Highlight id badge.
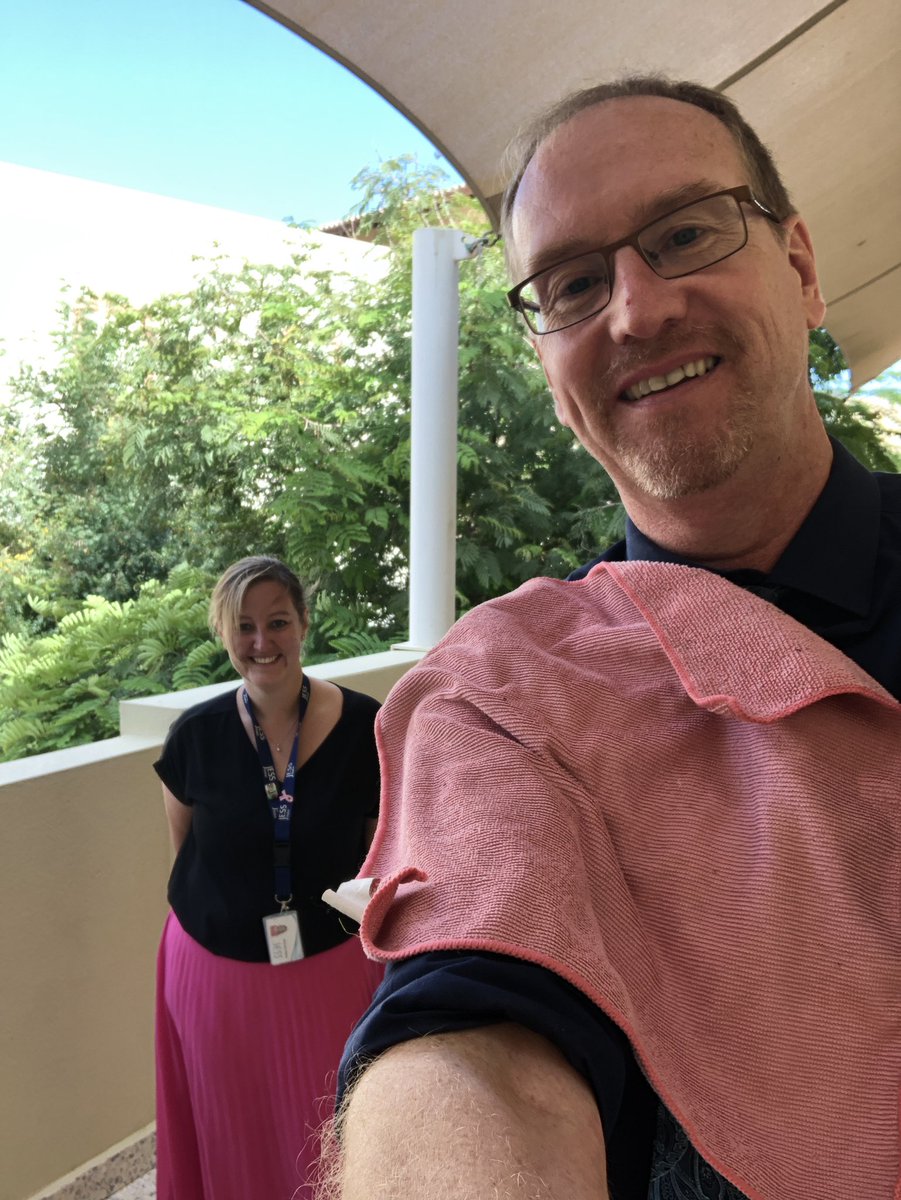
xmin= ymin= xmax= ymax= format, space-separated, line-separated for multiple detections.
xmin=262 ymin=910 xmax=304 ymax=965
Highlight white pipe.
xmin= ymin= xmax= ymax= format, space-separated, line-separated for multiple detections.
xmin=404 ymin=227 xmax=472 ymax=651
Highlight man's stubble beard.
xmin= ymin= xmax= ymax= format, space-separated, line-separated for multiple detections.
xmin=592 ymin=328 xmax=758 ymax=500
xmin=611 ymin=386 xmax=758 ymax=500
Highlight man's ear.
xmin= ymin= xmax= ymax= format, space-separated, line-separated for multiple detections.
xmin=785 ymin=215 xmax=826 ymax=330
xmin=533 ymin=336 xmax=571 ymax=428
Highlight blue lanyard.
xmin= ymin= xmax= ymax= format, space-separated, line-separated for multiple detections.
xmin=242 ymin=675 xmax=311 ymax=908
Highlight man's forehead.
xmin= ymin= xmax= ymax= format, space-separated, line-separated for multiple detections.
xmin=510 ymin=96 xmax=745 ymax=272
xmin=523 ymin=95 xmax=742 ymax=193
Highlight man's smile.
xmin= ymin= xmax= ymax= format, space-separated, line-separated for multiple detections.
xmin=623 ymin=355 xmax=720 ymax=401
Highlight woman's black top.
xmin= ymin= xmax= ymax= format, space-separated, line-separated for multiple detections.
xmin=154 ymin=685 xmax=380 ymax=962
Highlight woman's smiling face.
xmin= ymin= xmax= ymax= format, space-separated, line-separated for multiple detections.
xmin=226 ymin=579 xmax=307 ymax=689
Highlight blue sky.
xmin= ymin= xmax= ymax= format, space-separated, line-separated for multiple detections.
xmin=1 ymin=0 xmax=458 ymax=226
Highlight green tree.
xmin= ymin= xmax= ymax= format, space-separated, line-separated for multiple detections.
xmin=0 ymin=565 xmax=232 ymax=760
xmin=809 ymin=329 xmax=900 ymax=472
xmin=2 ymin=157 xmax=622 ymax=650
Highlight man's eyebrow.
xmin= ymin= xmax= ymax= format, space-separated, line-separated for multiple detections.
xmin=630 ymin=179 xmax=729 ymax=229
xmin=520 ymin=178 xmax=733 ymax=278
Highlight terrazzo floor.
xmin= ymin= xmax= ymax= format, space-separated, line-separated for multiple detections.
xmin=108 ymin=1170 xmax=155 ymax=1198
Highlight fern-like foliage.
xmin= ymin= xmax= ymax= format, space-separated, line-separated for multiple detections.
xmin=0 ymin=564 xmax=229 ymax=762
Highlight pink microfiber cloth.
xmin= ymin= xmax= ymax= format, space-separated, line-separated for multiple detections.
xmin=360 ymin=561 xmax=901 ymax=1200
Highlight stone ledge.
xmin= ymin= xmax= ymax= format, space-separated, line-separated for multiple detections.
xmin=28 ymin=1127 xmax=155 ymax=1200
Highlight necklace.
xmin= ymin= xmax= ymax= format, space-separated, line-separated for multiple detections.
xmin=272 ymin=723 xmax=298 ymax=754
xmin=242 ymin=675 xmax=308 ymax=755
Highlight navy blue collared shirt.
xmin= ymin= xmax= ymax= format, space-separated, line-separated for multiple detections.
xmin=572 ymin=437 xmax=901 ymax=696
xmin=340 ymin=438 xmax=901 ymax=1199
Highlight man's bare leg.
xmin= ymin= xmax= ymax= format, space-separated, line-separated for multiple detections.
xmin=324 ymin=1023 xmax=609 ymax=1199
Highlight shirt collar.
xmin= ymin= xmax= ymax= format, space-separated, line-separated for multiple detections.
xmin=625 ymin=438 xmax=879 ymax=618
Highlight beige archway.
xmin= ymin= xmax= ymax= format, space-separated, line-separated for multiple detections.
xmin=248 ymin=0 xmax=901 ymax=385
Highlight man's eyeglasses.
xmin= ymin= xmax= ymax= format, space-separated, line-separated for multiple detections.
xmin=506 ymin=185 xmax=781 ymax=336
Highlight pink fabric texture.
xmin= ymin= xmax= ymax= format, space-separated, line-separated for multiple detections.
xmin=156 ymin=912 xmax=383 ymax=1200
xmin=360 ymin=561 xmax=901 ymax=1200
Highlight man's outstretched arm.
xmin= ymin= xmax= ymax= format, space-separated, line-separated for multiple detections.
xmin=327 ymin=1022 xmax=609 ymax=1200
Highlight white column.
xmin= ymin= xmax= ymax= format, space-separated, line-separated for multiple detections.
xmin=403 ymin=227 xmax=473 ymax=651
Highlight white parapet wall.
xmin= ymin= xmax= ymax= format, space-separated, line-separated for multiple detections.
xmin=0 ymin=648 xmax=422 ymax=1200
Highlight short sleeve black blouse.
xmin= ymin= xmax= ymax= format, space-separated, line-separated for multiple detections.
xmin=154 ymin=684 xmax=380 ymax=962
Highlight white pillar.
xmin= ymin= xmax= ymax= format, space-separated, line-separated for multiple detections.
xmin=403 ymin=227 xmax=472 ymax=651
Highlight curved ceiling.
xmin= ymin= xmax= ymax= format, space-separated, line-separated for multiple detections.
xmin=248 ymin=0 xmax=900 ymax=385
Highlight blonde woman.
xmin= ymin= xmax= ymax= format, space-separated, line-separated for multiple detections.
xmin=154 ymin=556 xmax=383 ymax=1199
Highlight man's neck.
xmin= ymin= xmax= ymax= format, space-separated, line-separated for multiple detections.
xmin=623 ymin=429 xmax=834 ymax=574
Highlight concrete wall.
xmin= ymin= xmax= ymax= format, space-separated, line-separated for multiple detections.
xmin=0 ymin=649 xmax=421 ymax=1200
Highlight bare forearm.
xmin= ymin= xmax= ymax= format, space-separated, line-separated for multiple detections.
xmin=324 ymin=1024 xmax=608 ymax=1200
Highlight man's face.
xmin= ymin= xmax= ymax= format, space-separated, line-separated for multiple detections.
xmin=510 ymin=97 xmax=826 ymax=506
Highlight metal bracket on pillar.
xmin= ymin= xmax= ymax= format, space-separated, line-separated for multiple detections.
xmin=394 ymin=227 xmax=482 ymax=653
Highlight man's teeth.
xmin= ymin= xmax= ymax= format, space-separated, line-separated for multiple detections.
xmin=252 ymin=655 xmax=278 ymax=664
xmin=625 ymin=356 xmax=717 ymax=401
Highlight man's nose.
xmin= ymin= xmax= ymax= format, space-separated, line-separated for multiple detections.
xmin=604 ymin=246 xmax=688 ymax=344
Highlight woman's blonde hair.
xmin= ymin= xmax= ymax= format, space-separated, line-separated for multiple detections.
xmin=210 ymin=556 xmax=308 ymax=651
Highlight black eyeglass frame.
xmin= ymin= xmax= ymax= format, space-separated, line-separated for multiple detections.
xmin=506 ymin=185 xmax=781 ymax=336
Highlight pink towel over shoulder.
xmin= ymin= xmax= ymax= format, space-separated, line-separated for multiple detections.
xmin=360 ymin=561 xmax=901 ymax=1200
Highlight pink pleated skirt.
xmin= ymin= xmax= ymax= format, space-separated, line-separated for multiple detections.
xmin=155 ymin=911 xmax=384 ymax=1200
